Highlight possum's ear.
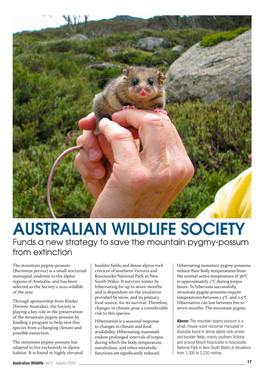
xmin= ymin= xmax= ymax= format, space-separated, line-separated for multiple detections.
xmin=123 ymin=65 xmax=132 ymax=77
xmin=157 ymin=70 xmax=166 ymax=84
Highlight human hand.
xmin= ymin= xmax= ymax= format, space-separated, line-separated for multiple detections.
xmin=75 ymin=113 xmax=112 ymax=201
xmin=75 ymin=110 xmax=194 ymax=218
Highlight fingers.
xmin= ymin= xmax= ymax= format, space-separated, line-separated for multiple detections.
xmin=99 ymin=118 xmax=141 ymax=168
xmin=152 ymin=121 xmax=194 ymax=217
xmin=75 ymin=130 xmax=105 ymax=182
xmin=75 ymin=152 xmax=104 ymax=182
xmin=112 ymin=110 xmax=169 ymax=171
xmin=112 ymin=109 xmax=194 ymax=217
xmin=97 ymin=133 xmax=115 ymax=166
xmin=75 ymin=110 xmax=194 ymax=218
xmin=77 ymin=113 xmax=103 ymax=164
xmin=112 ymin=109 xmax=193 ymax=175
xmin=78 ymin=112 xmax=96 ymax=130
xmin=76 ymin=132 xmax=101 ymax=161
xmin=138 ymin=114 xmax=168 ymax=171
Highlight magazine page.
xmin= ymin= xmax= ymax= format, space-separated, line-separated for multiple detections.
xmin=2 ymin=11 xmax=263 ymax=373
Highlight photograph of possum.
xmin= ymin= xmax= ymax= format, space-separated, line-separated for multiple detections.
xmin=93 ymin=65 xmax=167 ymax=135
xmin=47 ymin=65 xmax=167 ymax=218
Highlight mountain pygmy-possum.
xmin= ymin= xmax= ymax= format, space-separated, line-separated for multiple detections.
xmin=93 ymin=65 xmax=167 ymax=134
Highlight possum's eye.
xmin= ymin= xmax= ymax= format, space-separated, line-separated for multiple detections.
xmin=148 ymin=78 xmax=154 ymax=85
xmin=132 ymin=78 xmax=139 ymax=85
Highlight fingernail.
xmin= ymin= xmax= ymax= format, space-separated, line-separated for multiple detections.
xmin=93 ymin=168 xmax=104 ymax=178
xmin=100 ymin=117 xmax=111 ymax=124
xmin=89 ymin=149 xmax=101 ymax=160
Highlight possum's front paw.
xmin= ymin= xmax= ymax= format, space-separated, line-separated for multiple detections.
xmin=154 ymin=108 xmax=168 ymax=115
xmin=123 ymin=105 xmax=138 ymax=110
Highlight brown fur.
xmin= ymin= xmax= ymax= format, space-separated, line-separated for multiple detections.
xmin=93 ymin=65 xmax=166 ymax=134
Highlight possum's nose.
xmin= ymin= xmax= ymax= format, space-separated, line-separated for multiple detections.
xmin=140 ymin=88 xmax=147 ymax=96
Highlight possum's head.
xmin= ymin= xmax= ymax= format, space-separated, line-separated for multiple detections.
xmin=123 ymin=65 xmax=166 ymax=101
